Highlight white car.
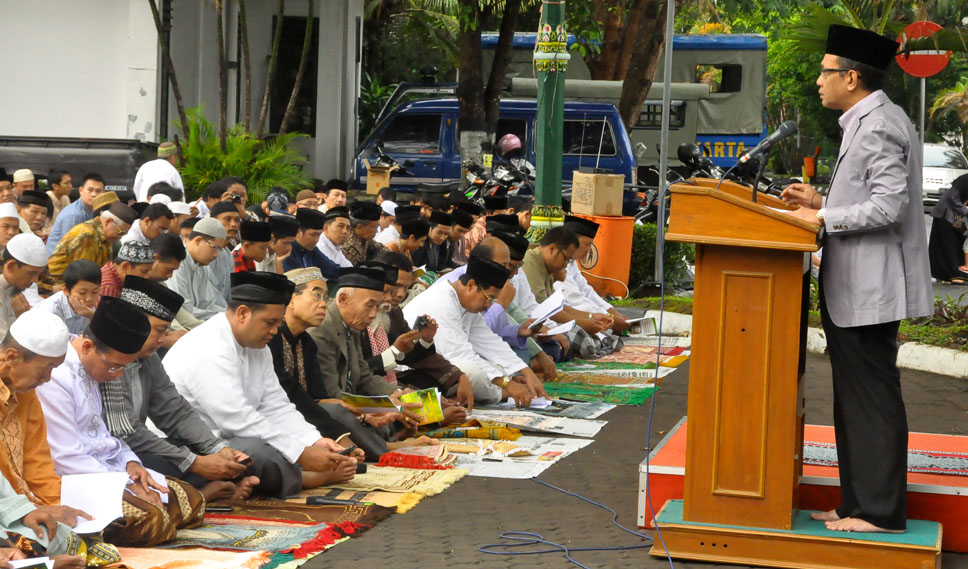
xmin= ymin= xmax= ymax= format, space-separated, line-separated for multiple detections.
xmin=922 ymin=143 xmax=968 ymax=209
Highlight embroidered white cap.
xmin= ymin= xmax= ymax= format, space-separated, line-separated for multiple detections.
xmin=5 ymin=233 xmax=48 ymax=267
xmin=381 ymin=200 xmax=397 ymax=216
xmin=0 ymin=203 xmax=18 ymax=219
xmin=149 ymin=193 xmax=172 ymax=205
xmin=12 ymin=169 xmax=34 ymax=183
xmin=168 ymin=201 xmax=191 ymax=215
xmin=9 ymin=310 xmax=69 ymax=357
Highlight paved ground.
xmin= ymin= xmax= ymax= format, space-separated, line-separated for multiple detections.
xmin=308 ymin=353 xmax=968 ymax=569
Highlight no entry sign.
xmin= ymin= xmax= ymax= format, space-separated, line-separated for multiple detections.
xmin=896 ymin=21 xmax=952 ymax=78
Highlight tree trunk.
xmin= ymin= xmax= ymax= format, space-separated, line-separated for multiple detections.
xmin=585 ymin=0 xmax=623 ymax=80
xmin=257 ymin=0 xmax=284 ymax=136
xmin=147 ymin=0 xmax=188 ymax=139
xmin=279 ymin=0 xmax=313 ymax=135
xmin=482 ymin=0 xmax=522 ymax=137
xmin=618 ymin=0 xmax=666 ymax=131
xmin=456 ymin=0 xmax=487 ymax=166
xmin=216 ymin=0 xmax=228 ymax=152
xmin=238 ymin=0 xmax=252 ymax=132
xmin=615 ymin=0 xmax=647 ymax=79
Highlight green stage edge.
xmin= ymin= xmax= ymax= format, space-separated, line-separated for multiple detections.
xmin=655 ymin=500 xmax=940 ymax=547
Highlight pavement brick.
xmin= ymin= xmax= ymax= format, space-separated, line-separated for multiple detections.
xmin=306 ymin=354 xmax=968 ymax=569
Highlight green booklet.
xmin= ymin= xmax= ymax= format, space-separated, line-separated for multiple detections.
xmin=398 ymin=388 xmax=445 ymax=426
xmin=340 ymin=392 xmax=400 ymax=414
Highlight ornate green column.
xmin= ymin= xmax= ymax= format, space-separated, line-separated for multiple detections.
xmin=527 ymin=0 xmax=568 ymax=242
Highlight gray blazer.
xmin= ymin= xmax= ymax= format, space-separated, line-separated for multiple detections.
xmin=821 ymin=90 xmax=933 ymax=328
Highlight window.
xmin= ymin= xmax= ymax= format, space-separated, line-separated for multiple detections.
xmin=636 ymin=103 xmax=686 ymax=129
xmin=270 ymin=16 xmax=320 ymax=134
xmin=695 ymin=64 xmax=742 ymax=93
xmin=562 ymin=120 xmax=616 ymax=156
xmin=924 ymin=146 xmax=968 ymax=169
xmin=495 ymin=118 xmax=528 ymax=147
xmin=381 ymin=114 xmax=442 ymax=153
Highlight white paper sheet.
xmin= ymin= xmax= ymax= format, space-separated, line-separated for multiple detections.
xmin=60 ymin=472 xmax=129 ymax=534
xmin=457 ymin=436 xmax=595 ymax=479
xmin=9 ymin=558 xmax=54 ymax=569
xmin=536 ymin=320 xmax=575 ymax=337
xmin=529 ymin=290 xmax=564 ymax=329
xmin=470 ymin=408 xmax=606 ymax=438
xmin=502 ymin=396 xmax=552 ymax=409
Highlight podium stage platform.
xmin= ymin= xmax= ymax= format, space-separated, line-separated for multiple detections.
xmin=639 ymin=418 xmax=968 ymax=553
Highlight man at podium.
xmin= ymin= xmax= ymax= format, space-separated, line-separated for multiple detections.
xmin=780 ymin=24 xmax=932 ymax=534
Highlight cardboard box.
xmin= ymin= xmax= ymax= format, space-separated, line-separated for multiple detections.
xmin=363 ymin=159 xmax=399 ymax=195
xmin=570 ymin=171 xmax=625 ymax=216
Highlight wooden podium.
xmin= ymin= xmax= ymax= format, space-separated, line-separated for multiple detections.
xmin=649 ymin=179 xmax=942 ymax=568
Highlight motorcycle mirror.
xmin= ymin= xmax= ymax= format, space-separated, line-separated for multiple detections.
xmin=677 ymin=142 xmax=701 ymax=164
xmin=634 ymin=142 xmax=648 ymax=160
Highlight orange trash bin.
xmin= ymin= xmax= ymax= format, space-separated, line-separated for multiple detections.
xmin=574 ymin=214 xmax=634 ymax=298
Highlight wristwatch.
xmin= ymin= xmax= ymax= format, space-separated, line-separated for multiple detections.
xmin=816 ymin=208 xmax=826 ymax=225
xmin=499 ymin=375 xmax=511 ymax=386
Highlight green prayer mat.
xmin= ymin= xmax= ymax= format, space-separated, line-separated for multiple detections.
xmin=558 ymin=360 xmax=657 ymax=372
xmin=544 ymin=382 xmax=656 ymax=405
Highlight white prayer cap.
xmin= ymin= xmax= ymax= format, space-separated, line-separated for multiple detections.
xmin=12 ymin=169 xmax=34 ymax=183
xmin=168 ymin=201 xmax=190 ymax=215
xmin=5 ymin=233 xmax=48 ymax=267
xmin=0 ymin=203 xmax=18 ymax=219
xmin=149 ymin=193 xmax=172 ymax=205
xmin=10 ymin=311 xmax=69 ymax=357
xmin=381 ymin=200 xmax=397 ymax=216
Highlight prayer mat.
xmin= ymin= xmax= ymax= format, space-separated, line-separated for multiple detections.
xmin=156 ymin=520 xmax=361 ymax=552
xmin=438 ymin=438 xmax=531 ymax=457
xmin=593 ymin=351 xmax=689 ymax=367
xmin=558 ymin=360 xmax=656 ymax=372
xmin=544 ymin=382 xmax=657 ymax=406
xmin=804 ymin=441 xmax=968 ymax=476
xmin=317 ymin=466 xmax=468 ymax=495
xmin=115 ymin=547 xmax=271 ymax=569
xmin=290 ymin=488 xmax=424 ymax=514
xmin=422 ymin=419 xmax=522 ymax=440
xmin=203 ymin=498 xmax=395 ymax=527
xmin=554 ymin=371 xmax=660 ymax=387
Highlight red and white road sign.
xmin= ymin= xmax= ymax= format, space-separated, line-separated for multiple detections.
xmin=896 ymin=21 xmax=952 ymax=78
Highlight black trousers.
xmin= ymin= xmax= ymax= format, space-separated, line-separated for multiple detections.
xmin=819 ymin=283 xmax=908 ymax=530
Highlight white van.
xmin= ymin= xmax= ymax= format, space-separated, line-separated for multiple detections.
xmin=922 ymin=143 xmax=968 ymax=209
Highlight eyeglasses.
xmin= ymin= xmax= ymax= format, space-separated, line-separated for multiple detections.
xmin=482 ymin=290 xmax=496 ymax=305
xmin=311 ymin=291 xmax=328 ymax=302
xmin=98 ymin=350 xmax=133 ymax=374
xmin=819 ymin=67 xmax=861 ymax=80
xmin=204 ymin=240 xmax=220 ymax=250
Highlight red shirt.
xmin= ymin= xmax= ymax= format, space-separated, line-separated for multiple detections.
xmin=100 ymin=262 xmax=122 ymax=298
xmin=232 ymin=248 xmax=256 ymax=273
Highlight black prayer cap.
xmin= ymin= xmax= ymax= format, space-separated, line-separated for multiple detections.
xmin=324 ymin=206 xmax=350 ymax=222
xmin=211 ymin=201 xmax=239 ymax=218
xmin=120 ymin=275 xmax=184 ymax=322
xmin=115 ymin=190 xmax=136 ymax=203
xmin=338 ymin=266 xmax=387 ymax=292
xmin=394 ymin=204 xmax=421 ymax=223
xmin=451 ymin=209 xmax=474 ymax=229
xmin=492 ymin=230 xmax=529 ymax=261
xmin=428 ymin=211 xmax=453 ymax=227
xmin=483 ymin=195 xmax=509 ymax=211
xmin=131 ymin=202 xmax=149 ymax=217
xmin=486 ymin=214 xmax=522 ymax=235
xmin=564 ymin=215 xmax=600 ymax=238
xmin=268 ymin=213 xmax=300 ymax=238
xmin=230 ymin=270 xmax=295 ymax=305
xmin=466 ymin=255 xmax=510 ymax=290
xmin=18 ymin=190 xmax=53 ymax=215
xmin=88 ymin=296 xmax=151 ymax=355
xmin=360 ymin=261 xmax=399 ymax=286
xmin=454 ymin=201 xmax=483 ymax=217
xmin=825 ymin=24 xmax=899 ymax=71
xmin=296 ymin=207 xmax=326 ymax=230
xmin=349 ymin=201 xmax=381 ymax=222
xmin=400 ymin=218 xmax=430 ymax=239
xmin=108 ymin=202 xmax=139 ymax=226
xmin=240 ymin=220 xmax=272 ymax=242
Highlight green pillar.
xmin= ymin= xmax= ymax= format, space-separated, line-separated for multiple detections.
xmin=527 ymin=0 xmax=568 ymax=242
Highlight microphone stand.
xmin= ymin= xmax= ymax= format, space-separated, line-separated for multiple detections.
xmin=750 ymin=150 xmax=769 ymax=204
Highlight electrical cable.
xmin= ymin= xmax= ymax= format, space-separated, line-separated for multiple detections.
xmin=578 ymin=270 xmax=630 ymax=299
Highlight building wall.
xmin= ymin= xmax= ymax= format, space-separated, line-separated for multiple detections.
xmin=0 ymin=0 xmax=159 ymax=140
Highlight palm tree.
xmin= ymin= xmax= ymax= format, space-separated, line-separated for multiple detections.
xmin=930 ymin=76 xmax=968 ymax=146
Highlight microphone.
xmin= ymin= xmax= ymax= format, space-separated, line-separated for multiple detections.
xmin=738 ymin=121 xmax=798 ymax=164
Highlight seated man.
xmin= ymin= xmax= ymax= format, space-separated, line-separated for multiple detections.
xmin=47 ymin=202 xmax=138 ymax=283
xmin=165 ymin=217 xmax=228 ymax=321
xmin=103 ymin=276 xmax=258 ymax=502
xmin=385 ymin=218 xmax=429 ymax=262
xmin=283 ymin=208 xmax=340 ymax=281
xmin=45 ymin=174 xmax=105 ymax=256
xmin=36 ymin=298 xmax=204 ymax=547
xmin=32 ymin=259 xmax=100 ymax=334
xmin=163 ymin=271 xmax=360 ymax=498
xmin=360 ymin=251 xmax=475 ymax=408
xmin=100 ymin=240 xmax=155 ymax=298
xmin=341 ymin=201 xmax=385 ymax=266
xmin=16 ymin=190 xmax=52 ymax=238
xmin=316 ymin=207 xmax=353 ymax=268
xmin=557 ymin=216 xmax=630 ymax=332
xmin=232 ymin=221 xmax=272 ymax=273
xmin=120 ymin=203 xmax=173 ymax=245
xmin=208 ymin=201 xmax=242 ymax=301
xmin=0 ymin=470 xmax=86 ymax=569
xmin=411 ymin=211 xmax=453 ymax=272
xmin=0 ymin=234 xmax=50 ymax=339
xmin=463 ymin=195 xmax=508 ymax=257
xmin=448 ymin=201 xmax=483 ymax=266
xmin=259 ymin=214 xmax=299 ymax=273
xmin=403 ymin=251 xmax=545 ymax=406
xmin=440 ymin=209 xmax=473 ymax=270
xmin=374 ymin=205 xmax=420 ymax=246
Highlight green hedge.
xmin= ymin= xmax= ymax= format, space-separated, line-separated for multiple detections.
xmin=628 ymin=223 xmax=695 ymax=292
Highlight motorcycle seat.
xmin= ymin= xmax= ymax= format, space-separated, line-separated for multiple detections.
xmin=416 ymin=181 xmax=462 ymax=193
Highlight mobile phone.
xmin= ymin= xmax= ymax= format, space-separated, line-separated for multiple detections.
xmin=338 ymin=445 xmax=358 ymax=456
xmin=238 ymin=457 xmax=253 ymax=466
xmin=414 ymin=315 xmax=429 ymax=331
xmin=206 ymin=505 xmax=233 ymax=512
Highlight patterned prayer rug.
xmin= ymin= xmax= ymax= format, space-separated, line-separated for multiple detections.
xmin=287 ymin=488 xmax=425 ymax=514
xmin=422 ymin=419 xmax=523 ymax=441
xmin=314 ymin=466 xmax=468 ymax=495
xmin=116 ymin=547 xmax=271 ymax=569
xmin=558 ymin=360 xmax=656 ymax=372
xmin=544 ymin=382 xmax=657 ymax=405
xmin=204 ymin=498 xmax=395 ymax=527
xmin=554 ymin=371 xmax=660 ymax=387
xmin=156 ymin=520 xmax=362 ymax=552
xmin=804 ymin=441 xmax=968 ymax=476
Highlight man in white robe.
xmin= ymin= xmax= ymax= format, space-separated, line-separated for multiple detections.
xmin=316 ymin=207 xmax=353 ymax=268
xmin=165 ymin=217 xmax=227 ymax=321
xmin=132 ymin=143 xmax=185 ymax=202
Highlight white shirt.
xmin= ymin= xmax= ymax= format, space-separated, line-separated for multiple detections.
xmin=207 ymin=248 xmax=234 ymax=302
xmin=119 ymin=218 xmax=148 ymax=245
xmin=36 ymin=343 xmax=142 ymax=475
xmin=0 ymin=275 xmax=18 ymax=342
xmin=511 ymin=269 xmax=540 ymax=315
xmin=316 ymin=235 xmax=353 ymax=268
xmin=374 ymin=225 xmax=399 ymax=246
xmin=553 ymin=260 xmax=613 ymax=314
xmin=133 ymin=159 xmax=185 ymax=202
xmin=402 ymin=277 xmax=527 ymax=379
xmin=162 ymin=313 xmax=321 ymax=463
xmin=21 ymin=283 xmax=43 ymax=308
xmin=165 ymin=253 xmax=227 ymax=321
xmin=255 ymin=251 xmax=278 ymax=273
xmin=32 ymin=291 xmax=89 ymax=334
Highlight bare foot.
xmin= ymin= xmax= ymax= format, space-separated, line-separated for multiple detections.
xmin=232 ymin=476 xmax=260 ymax=500
xmin=319 ymin=459 xmax=357 ymax=485
xmin=386 ymin=436 xmax=441 ymax=450
xmin=825 ymin=517 xmax=905 ymax=534
xmin=200 ymin=480 xmax=236 ymax=502
xmin=810 ymin=509 xmax=841 ymax=522
xmin=51 ymin=554 xmax=87 ymax=569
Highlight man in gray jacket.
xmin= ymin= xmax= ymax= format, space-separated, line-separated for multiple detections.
xmin=781 ymin=24 xmax=932 ymax=534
